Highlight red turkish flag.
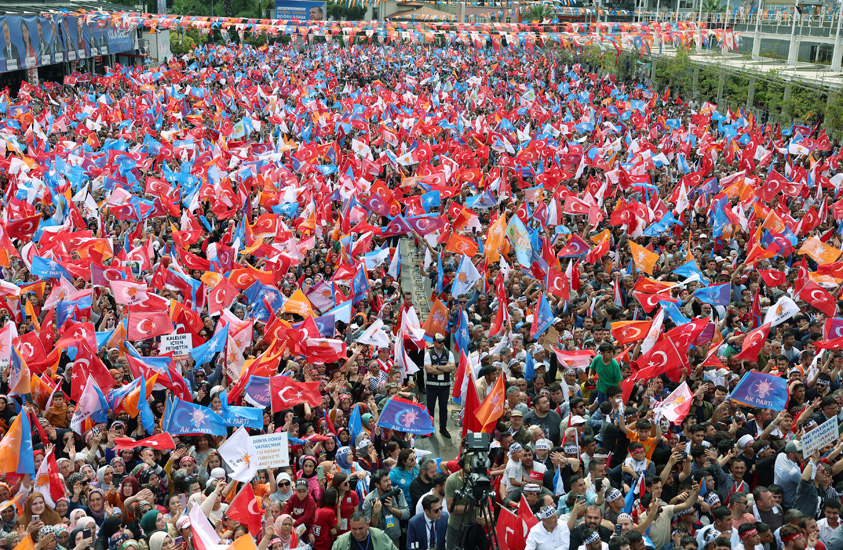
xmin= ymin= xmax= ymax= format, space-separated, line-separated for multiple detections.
xmin=75 ymin=339 xmax=116 ymax=392
xmin=758 ymin=269 xmax=787 ymax=287
xmin=55 ymin=321 xmax=97 ymax=351
xmin=14 ymin=331 xmax=47 ymax=368
xmin=495 ymin=496 xmax=538 ymax=550
xmin=545 ymin=267 xmax=570 ymax=300
xmin=633 ymin=337 xmax=685 ymax=380
xmin=611 ymin=321 xmax=652 ymax=345
xmin=734 ymin=323 xmax=771 ymax=362
xmin=799 ymin=281 xmax=838 ymax=317
xmin=6 ymin=215 xmax=41 ymax=241
xmin=208 ymin=278 xmax=238 ymax=316
xmin=757 ymin=170 xmax=787 ymax=203
xmin=112 ymin=433 xmax=176 ymax=451
xmin=226 ymin=483 xmax=262 ymax=536
xmin=270 ymin=375 xmax=322 ymax=412
xmin=634 ymin=292 xmax=677 ymax=313
xmin=127 ymin=310 xmax=174 ymax=341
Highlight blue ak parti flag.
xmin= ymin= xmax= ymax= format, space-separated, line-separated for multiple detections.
xmin=377 ymin=396 xmax=435 ymax=435
xmin=242 ymin=376 xmax=271 ymax=408
xmin=348 ymin=403 xmax=365 ymax=441
xmin=729 ymin=371 xmax=789 ymax=411
xmin=220 ymin=391 xmax=264 ymax=430
xmin=190 ymin=324 xmax=229 ymax=365
xmin=530 ymin=293 xmax=555 ymax=338
xmin=525 ymin=351 xmax=536 ymax=381
xmin=693 ymin=283 xmax=731 ymax=306
xmin=673 ymin=260 xmax=709 ymax=284
xmin=162 ymin=396 xmax=227 ymax=436
xmin=31 ymin=255 xmax=72 ymax=279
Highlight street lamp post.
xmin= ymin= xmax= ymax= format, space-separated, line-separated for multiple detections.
xmin=832 ymin=0 xmax=843 ymax=69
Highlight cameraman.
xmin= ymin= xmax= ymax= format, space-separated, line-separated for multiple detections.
xmin=444 ymin=453 xmax=480 ymax=550
xmin=362 ymin=470 xmax=409 ymax=549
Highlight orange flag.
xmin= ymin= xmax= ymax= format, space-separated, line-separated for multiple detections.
xmin=422 ymin=299 xmax=449 ymax=339
xmin=475 ymin=374 xmax=506 ymax=432
xmin=226 ymin=535 xmax=259 ymax=550
xmin=798 ymin=236 xmax=842 ymax=265
xmin=745 ymin=244 xmax=776 ymax=266
xmin=123 ymin=373 xmax=159 ymax=418
xmin=0 ymin=413 xmax=30 ymax=475
xmin=485 ymin=214 xmax=507 ymax=263
xmin=445 ymin=233 xmax=479 ymax=257
xmin=278 ymin=289 xmax=315 ymax=318
xmin=11 ymin=535 xmax=33 ymax=550
xmin=629 ymin=241 xmax=659 ymax=275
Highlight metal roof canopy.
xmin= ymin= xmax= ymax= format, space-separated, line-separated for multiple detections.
xmin=0 ymin=0 xmax=138 ymax=16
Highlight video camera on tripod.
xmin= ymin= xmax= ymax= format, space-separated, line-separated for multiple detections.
xmin=455 ymin=432 xmax=495 ymax=504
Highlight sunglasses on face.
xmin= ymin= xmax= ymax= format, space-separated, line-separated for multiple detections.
xmin=279 ymin=482 xmax=290 ymax=487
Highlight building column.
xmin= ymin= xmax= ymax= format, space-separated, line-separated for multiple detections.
xmin=692 ymin=66 xmax=699 ymax=97
xmin=747 ymin=77 xmax=756 ymax=109
xmin=787 ymin=37 xmax=799 ymax=65
xmin=752 ymin=35 xmax=762 ymax=60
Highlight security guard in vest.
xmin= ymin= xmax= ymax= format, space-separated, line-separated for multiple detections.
xmin=423 ymin=333 xmax=456 ymax=438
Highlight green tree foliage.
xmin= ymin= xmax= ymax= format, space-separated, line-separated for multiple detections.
xmin=654 ymin=46 xmax=693 ymax=97
xmin=702 ymin=0 xmax=725 ymax=12
xmin=525 ymin=5 xmax=555 ymax=22
xmin=169 ymin=28 xmax=210 ymax=55
xmin=327 ymin=1 xmax=367 ymax=21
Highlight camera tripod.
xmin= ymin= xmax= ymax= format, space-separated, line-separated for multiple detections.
xmin=454 ymin=482 xmax=502 ymax=550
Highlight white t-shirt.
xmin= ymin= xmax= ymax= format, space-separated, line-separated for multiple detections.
xmin=415 ymin=490 xmax=449 ymax=516
xmin=503 ymin=458 xmax=524 ymax=493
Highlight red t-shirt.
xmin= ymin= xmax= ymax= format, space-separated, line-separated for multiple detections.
xmin=311 ymin=507 xmax=338 ymax=550
xmin=337 ymin=490 xmax=359 ymax=535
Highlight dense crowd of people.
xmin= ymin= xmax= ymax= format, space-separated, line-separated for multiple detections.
xmin=0 ymin=35 xmax=838 ymax=550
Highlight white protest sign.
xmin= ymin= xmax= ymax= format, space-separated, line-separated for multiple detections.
xmin=802 ymin=417 xmax=839 ymax=459
xmin=251 ymin=432 xmax=290 ymax=468
xmin=160 ymin=333 xmax=191 ymax=359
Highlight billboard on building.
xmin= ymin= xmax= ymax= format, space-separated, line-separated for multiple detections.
xmin=275 ymin=0 xmax=328 ymax=21
xmin=0 ymin=14 xmax=134 ymax=73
